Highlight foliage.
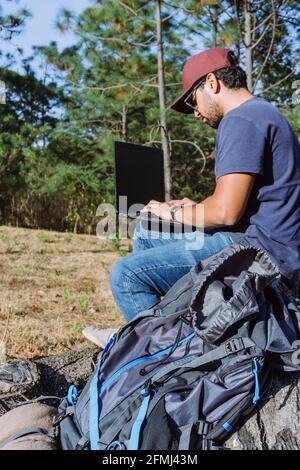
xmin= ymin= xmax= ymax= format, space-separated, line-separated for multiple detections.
xmin=0 ymin=0 xmax=299 ymax=232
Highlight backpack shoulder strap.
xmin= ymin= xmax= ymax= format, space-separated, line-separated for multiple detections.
xmin=0 ymin=427 xmax=55 ymax=450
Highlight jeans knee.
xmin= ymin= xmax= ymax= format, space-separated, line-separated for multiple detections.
xmin=132 ymin=221 xmax=142 ymax=240
xmin=109 ymin=256 xmax=134 ymax=294
xmin=110 ymin=259 xmax=123 ymax=291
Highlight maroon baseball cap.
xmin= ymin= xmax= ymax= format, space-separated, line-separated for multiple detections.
xmin=170 ymin=48 xmax=235 ymax=114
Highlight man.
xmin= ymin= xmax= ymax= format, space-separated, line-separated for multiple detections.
xmin=84 ymin=47 xmax=300 ymax=346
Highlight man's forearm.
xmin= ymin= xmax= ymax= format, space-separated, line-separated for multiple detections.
xmin=174 ymin=195 xmax=230 ymax=228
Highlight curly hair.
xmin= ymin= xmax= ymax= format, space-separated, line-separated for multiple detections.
xmin=195 ymin=52 xmax=248 ymax=90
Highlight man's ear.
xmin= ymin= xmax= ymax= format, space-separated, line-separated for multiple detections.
xmin=206 ymin=72 xmax=220 ymax=94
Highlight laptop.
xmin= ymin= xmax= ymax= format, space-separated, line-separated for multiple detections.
xmin=114 ymin=141 xmax=191 ymax=233
xmin=114 ymin=141 xmax=164 ymax=218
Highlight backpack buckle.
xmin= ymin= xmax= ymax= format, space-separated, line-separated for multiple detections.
xmin=196 ymin=420 xmax=212 ymax=436
xmin=52 ymin=406 xmax=74 ymax=427
xmin=52 ymin=411 xmax=65 ymax=427
xmin=106 ymin=440 xmax=127 ymax=450
xmin=205 ymin=440 xmax=225 ymax=451
xmin=224 ymin=338 xmax=245 ymax=355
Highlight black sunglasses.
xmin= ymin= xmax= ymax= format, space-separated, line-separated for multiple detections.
xmin=183 ymin=76 xmax=206 ymax=110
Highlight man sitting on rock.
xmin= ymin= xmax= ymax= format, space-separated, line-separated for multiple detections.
xmin=84 ymin=47 xmax=300 ymax=348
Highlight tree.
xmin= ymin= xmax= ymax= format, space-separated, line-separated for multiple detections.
xmin=0 ymin=0 xmax=298 ymax=232
xmin=0 ymin=1 xmax=29 ymax=41
xmin=156 ymin=0 xmax=174 ymax=200
xmin=40 ymin=0 xmax=190 ymax=201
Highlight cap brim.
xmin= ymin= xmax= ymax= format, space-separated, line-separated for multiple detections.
xmin=170 ymin=87 xmax=194 ymax=114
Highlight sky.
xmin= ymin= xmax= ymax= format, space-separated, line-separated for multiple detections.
xmin=1 ymin=0 xmax=92 ymax=73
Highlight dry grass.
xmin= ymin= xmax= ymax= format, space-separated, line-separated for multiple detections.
xmin=0 ymin=225 xmax=129 ymax=359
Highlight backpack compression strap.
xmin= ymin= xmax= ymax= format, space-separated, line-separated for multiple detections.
xmin=127 ymin=337 xmax=258 ymax=450
xmin=151 ymin=337 xmax=258 ymax=384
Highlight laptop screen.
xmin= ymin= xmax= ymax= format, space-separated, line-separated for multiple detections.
xmin=114 ymin=141 xmax=165 ymax=215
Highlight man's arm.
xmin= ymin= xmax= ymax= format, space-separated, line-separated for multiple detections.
xmin=174 ymin=173 xmax=256 ymax=228
xmin=142 ymin=173 xmax=256 ymax=228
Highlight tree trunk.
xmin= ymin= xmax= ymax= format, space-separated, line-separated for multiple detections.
xmin=210 ymin=6 xmax=219 ymax=48
xmin=156 ymin=0 xmax=171 ymax=201
xmin=244 ymin=1 xmax=253 ymax=92
xmin=122 ymin=104 xmax=128 ymax=142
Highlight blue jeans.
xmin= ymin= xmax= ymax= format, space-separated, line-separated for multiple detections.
xmin=109 ymin=222 xmax=234 ymax=322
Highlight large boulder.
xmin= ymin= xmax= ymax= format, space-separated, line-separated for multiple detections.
xmin=227 ymin=370 xmax=300 ymax=450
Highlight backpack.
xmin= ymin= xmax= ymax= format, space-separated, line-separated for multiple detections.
xmin=55 ymin=242 xmax=300 ymax=451
xmin=0 ymin=403 xmax=57 ymax=450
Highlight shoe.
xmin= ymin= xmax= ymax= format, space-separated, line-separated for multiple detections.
xmin=0 ymin=360 xmax=40 ymax=398
xmin=82 ymin=326 xmax=118 ymax=349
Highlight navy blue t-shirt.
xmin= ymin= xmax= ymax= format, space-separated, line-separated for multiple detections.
xmin=215 ymin=96 xmax=300 ymax=278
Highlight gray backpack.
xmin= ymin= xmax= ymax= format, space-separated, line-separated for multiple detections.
xmin=55 ymin=242 xmax=300 ymax=450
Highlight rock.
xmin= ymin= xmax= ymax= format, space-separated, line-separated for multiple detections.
xmin=0 ymin=360 xmax=40 ymax=399
xmin=227 ymin=370 xmax=300 ymax=450
xmin=34 ymin=346 xmax=99 ymax=398
xmin=0 ymin=347 xmax=98 ymax=415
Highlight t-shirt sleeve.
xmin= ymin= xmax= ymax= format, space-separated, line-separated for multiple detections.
xmin=215 ymin=116 xmax=266 ymax=180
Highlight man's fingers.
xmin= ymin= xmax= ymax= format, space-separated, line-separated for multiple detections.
xmin=168 ymin=199 xmax=182 ymax=207
xmin=167 ymin=198 xmax=196 ymax=210
xmin=141 ymin=200 xmax=160 ymax=213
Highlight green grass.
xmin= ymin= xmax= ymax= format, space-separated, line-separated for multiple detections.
xmin=36 ymin=232 xmax=61 ymax=243
xmin=72 ymin=322 xmax=86 ymax=333
xmin=0 ymin=233 xmax=14 ymax=253
xmin=63 ymin=288 xmax=73 ymax=302
xmin=63 ymin=233 xmax=73 ymax=243
xmin=77 ymin=296 xmax=90 ymax=310
xmin=51 ymin=276 xmax=61 ymax=287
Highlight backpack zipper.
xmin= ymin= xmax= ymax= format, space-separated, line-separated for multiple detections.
xmin=101 ymin=331 xmax=196 ymax=392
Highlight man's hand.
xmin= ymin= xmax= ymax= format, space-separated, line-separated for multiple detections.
xmin=167 ymin=197 xmax=196 ymax=209
xmin=140 ymin=200 xmax=173 ymax=221
xmin=141 ymin=197 xmax=196 ymax=221
xmin=140 ymin=174 xmax=255 ymax=228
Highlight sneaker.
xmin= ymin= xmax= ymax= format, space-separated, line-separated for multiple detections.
xmin=82 ymin=326 xmax=118 ymax=349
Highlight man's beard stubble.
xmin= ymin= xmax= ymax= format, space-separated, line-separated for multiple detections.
xmin=203 ymin=92 xmax=223 ymax=129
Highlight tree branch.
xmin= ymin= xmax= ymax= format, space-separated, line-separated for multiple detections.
xmin=162 ymin=8 xmax=181 ymax=22
xmin=233 ymin=0 xmax=246 ymax=47
xmin=169 ymin=139 xmax=207 ymax=173
xmin=93 ymin=35 xmax=156 ymax=48
xmin=263 ymin=71 xmax=294 ymax=94
xmin=250 ymin=22 xmax=272 ymax=50
xmin=250 ymin=12 xmax=273 ymax=34
xmin=253 ymin=0 xmax=276 ymax=91
xmin=66 ymin=76 xmax=158 ymax=94
xmin=213 ymin=4 xmax=235 ymax=21
xmin=115 ymin=0 xmax=137 ymax=17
